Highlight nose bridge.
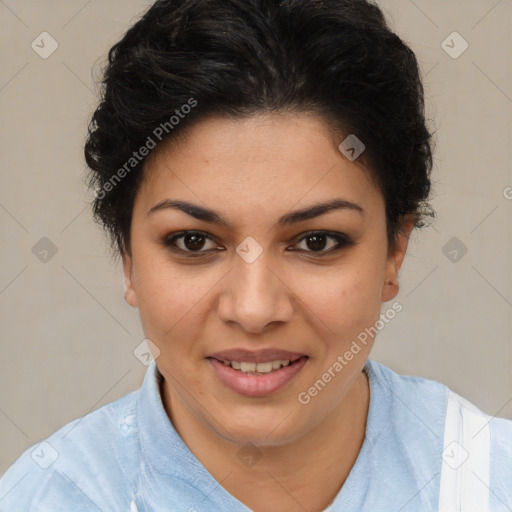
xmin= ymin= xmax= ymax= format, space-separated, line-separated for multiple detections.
xmin=219 ymin=248 xmax=293 ymax=333
xmin=233 ymin=235 xmax=277 ymax=293
xmin=236 ymin=250 xmax=276 ymax=298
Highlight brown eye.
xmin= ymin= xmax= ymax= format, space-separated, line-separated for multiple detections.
xmin=163 ymin=231 xmax=219 ymax=254
xmin=162 ymin=230 xmax=353 ymax=258
xmin=292 ymin=231 xmax=354 ymax=254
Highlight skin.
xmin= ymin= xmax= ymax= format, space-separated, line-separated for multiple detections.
xmin=123 ymin=112 xmax=414 ymax=512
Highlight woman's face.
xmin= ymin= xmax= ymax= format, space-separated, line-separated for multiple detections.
xmin=123 ymin=112 xmax=411 ymax=446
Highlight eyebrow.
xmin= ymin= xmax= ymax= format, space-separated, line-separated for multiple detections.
xmin=147 ymin=198 xmax=364 ymax=228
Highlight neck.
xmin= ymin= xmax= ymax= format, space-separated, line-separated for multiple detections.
xmin=162 ymin=370 xmax=370 ymax=512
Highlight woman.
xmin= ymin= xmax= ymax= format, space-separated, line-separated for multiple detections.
xmin=1 ymin=0 xmax=511 ymax=510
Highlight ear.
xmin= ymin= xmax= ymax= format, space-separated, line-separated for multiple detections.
xmin=381 ymin=216 xmax=415 ymax=303
xmin=122 ymin=250 xmax=139 ymax=308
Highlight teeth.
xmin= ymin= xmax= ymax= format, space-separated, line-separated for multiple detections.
xmin=221 ymin=358 xmax=302 ymax=373
xmin=240 ymin=362 xmax=256 ymax=372
xmin=256 ymin=362 xmax=273 ymax=373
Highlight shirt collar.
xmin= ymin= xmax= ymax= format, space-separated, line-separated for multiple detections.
xmin=136 ymin=358 xmax=389 ymax=495
xmin=137 ymin=360 xmax=207 ymax=478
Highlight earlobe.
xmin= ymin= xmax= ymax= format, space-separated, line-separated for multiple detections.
xmin=122 ymin=251 xmax=139 ymax=308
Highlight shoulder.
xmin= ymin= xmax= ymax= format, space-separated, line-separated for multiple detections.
xmin=366 ymin=358 xmax=512 ymax=437
xmin=364 ymin=358 xmax=512 ymax=508
xmin=0 ymin=389 xmax=141 ymax=511
xmin=487 ymin=410 xmax=512 ymax=508
xmin=365 ymin=358 xmax=449 ymax=432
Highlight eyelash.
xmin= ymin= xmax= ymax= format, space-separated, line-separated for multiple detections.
xmin=161 ymin=230 xmax=354 ymax=257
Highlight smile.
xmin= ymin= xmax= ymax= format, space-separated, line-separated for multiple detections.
xmin=217 ymin=356 xmax=302 ymax=374
xmin=207 ymin=355 xmax=309 ymax=397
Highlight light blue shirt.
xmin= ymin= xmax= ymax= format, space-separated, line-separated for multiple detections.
xmin=1 ymin=359 xmax=511 ymax=511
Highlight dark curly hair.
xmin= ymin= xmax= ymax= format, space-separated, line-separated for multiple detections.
xmin=84 ymin=0 xmax=436 ymax=262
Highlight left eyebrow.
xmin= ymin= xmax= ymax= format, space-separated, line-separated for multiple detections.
xmin=147 ymin=198 xmax=364 ymax=229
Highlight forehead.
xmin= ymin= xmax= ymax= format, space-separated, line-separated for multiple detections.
xmin=134 ymin=113 xmax=383 ymax=224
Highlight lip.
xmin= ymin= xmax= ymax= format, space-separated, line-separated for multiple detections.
xmin=208 ymin=348 xmax=305 ymax=363
xmin=207 ymin=354 xmax=309 ymax=397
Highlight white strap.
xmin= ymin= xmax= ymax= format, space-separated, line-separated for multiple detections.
xmin=438 ymin=389 xmax=491 ymax=512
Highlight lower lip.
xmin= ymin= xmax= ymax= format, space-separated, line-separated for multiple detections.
xmin=208 ymin=357 xmax=308 ymax=397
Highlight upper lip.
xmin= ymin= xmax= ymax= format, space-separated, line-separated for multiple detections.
xmin=208 ymin=349 xmax=306 ymax=363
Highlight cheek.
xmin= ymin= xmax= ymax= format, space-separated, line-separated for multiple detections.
xmin=297 ymin=258 xmax=384 ymax=337
xmin=134 ymin=260 xmax=212 ymax=346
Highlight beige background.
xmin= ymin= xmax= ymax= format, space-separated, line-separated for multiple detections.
xmin=0 ymin=0 xmax=511 ymax=475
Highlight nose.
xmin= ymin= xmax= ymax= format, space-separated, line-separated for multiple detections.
xmin=217 ymin=253 xmax=295 ymax=334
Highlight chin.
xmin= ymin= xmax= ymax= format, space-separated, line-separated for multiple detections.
xmin=211 ymin=407 xmax=311 ymax=448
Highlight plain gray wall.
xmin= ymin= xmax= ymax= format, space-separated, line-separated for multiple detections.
xmin=1 ymin=0 xmax=511 ymax=475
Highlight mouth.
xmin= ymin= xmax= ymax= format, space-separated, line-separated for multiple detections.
xmin=206 ymin=350 xmax=309 ymax=397
xmin=211 ymin=355 xmax=305 ymax=375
